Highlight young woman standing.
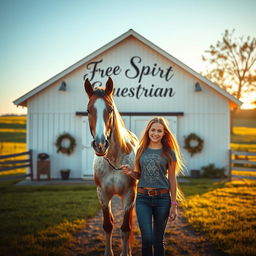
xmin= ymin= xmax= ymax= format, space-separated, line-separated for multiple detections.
xmin=120 ymin=117 xmax=184 ymax=256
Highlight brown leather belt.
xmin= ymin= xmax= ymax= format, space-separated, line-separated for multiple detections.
xmin=137 ymin=187 xmax=169 ymax=196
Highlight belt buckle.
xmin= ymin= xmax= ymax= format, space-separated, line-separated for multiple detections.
xmin=148 ymin=190 xmax=156 ymax=196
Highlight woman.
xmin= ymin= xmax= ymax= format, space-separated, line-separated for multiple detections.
xmin=120 ymin=117 xmax=184 ymax=256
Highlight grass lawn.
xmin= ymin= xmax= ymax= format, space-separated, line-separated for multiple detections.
xmin=1 ymin=178 xmax=255 ymax=256
xmin=0 ymin=179 xmax=99 ymax=256
xmin=181 ymin=178 xmax=256 ymax=256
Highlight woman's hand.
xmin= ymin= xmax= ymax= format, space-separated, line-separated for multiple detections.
xmin=169 ymin=205 xmax=177 ymax=221
xmin=120 ymin=164 xmax=133 ymax=176
xmin=120 ymin=165 xmax=140 ymax=180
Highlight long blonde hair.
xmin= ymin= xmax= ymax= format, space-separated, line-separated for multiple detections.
xmin=134 ymin=117 xmax=185 ymax=200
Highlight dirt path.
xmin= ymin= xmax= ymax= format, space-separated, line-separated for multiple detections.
xmin=68 ymin=196 xmax=227 ymax=256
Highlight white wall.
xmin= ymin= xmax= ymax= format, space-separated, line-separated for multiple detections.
xmin=27 ymin=36 xmax=231 ymax=178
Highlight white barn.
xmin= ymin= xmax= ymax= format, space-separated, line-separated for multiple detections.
xmin=14 ymin=29 xmax=241 ymax=180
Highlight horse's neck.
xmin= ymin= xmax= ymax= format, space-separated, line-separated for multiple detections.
xmin=106 ymin=124 xmax=129 ymax=164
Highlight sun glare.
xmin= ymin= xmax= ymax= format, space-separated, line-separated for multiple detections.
xmin=240 ymin=93 xmax=256 ymax=109
xmin=241 ymin=102 xmax=255 ymax=109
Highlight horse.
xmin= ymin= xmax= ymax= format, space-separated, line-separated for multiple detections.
xmin=84 ymin=77 xmax=138 ymax=256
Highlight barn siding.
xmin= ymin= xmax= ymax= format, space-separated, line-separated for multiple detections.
xmin=26 ymin=36 xmax=232 ymax=178
xmin=28 ymin=103 xmax=84 ymax=178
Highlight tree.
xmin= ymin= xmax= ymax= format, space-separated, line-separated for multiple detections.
xmin=202 ymin=29 xmax=256 ymax=104
xmin=251 ymin=100 xmax=256 ymax=110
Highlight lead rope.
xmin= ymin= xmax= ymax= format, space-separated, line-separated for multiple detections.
xmin=104 ymin=157 xmax=121 ymax=170
xmin=103 ymin=112 xmax=120 ymax=170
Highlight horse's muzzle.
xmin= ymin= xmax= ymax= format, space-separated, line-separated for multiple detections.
xmin=92 ymin=139 xmax=109 ymax=156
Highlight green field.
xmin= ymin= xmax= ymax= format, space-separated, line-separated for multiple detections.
xmin=0 ymin=116 xmax=26 ymax=143
xmin=232 ymin=125 xmax=256 ymax=145
xmin=232 ymin=110 xmax=256 ymax=146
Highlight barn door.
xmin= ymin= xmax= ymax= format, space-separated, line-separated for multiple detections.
xmin=81 ymin=117 xmax=94 ymax=177
xmin=81 ymin=115 xmax=177 ymax=177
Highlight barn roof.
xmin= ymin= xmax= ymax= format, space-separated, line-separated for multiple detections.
xmin=14 ymin=29 xmax=242 ymax=107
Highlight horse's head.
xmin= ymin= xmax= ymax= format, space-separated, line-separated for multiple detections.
xmin=84 ymin=77 xmax=114 ymax=156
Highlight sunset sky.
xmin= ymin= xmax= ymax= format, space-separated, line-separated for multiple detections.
xmin=0 ymin=0 xmax=255 ymax=115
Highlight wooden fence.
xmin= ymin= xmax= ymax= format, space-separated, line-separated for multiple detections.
xmin=0 ymin=150 xmax=33 ymax=178
xmin=229 ymin=150 xmax=256 ymax=180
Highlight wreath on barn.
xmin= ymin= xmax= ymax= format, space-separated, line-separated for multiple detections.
xmin=55 ymin=133 xmax=76 ymax=155
xmin=184 ymin=133 xmax=204 ymax=156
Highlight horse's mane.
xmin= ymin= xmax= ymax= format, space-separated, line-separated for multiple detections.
xmin=94 ymin=88 xmax=137 ymax=158
xmin=112 ymin=101 xmax=138 ymax=152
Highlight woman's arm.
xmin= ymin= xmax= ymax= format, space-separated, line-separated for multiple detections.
xmin=168 ymin=160 xmax=178 ymax=221
xmin=120 ymin=164 xmax=141 ymax=180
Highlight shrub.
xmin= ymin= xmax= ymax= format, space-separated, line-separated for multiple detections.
xmin=201 ymin=163 xmax=226 ymax=178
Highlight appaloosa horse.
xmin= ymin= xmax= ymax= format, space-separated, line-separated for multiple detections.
xmin=84 ymin=77 xmax=138 ymax=256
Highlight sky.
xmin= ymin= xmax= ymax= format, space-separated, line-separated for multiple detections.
xmin=0 ymin=0 xmax=255 ymax=115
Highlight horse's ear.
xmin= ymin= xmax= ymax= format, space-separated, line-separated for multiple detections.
xmin=84 ymin=79 xmax=94 ymax=98
xmin=105 ymin=77 xmax=114 ymax=96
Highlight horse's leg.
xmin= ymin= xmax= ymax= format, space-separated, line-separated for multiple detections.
xmin=97 ymin=186 xmax=114 ymax=256
xmin=120 ymin=188 xmax=136 ymax=256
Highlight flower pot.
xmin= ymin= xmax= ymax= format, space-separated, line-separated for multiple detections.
xmin=60 ymin=169 xmax=70 ymax=180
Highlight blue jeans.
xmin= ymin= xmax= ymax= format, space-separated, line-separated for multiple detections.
xmin=135 ymin=192 xmax=171 ymax=256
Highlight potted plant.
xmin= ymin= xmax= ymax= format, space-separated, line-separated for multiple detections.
xmin=60 ymin=169 xmax=71 ymax=180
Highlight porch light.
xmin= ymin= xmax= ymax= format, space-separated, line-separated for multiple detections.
xmin=59 ymin=81 xmax=67 ymax=91
xmin=195 ymin=82 xmax=202 ymax=92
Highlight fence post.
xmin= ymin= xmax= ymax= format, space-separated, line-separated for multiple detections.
xmin=29 ymin=149 xmax=33 ymax=180
xmin=229 ymin=150 xmax=232 ymax=181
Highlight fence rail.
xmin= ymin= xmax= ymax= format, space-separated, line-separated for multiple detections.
xmin=0 ymin=150 xmax=33 ymax=178
xmin=229 ymin=150 xmax=256 ymax=180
